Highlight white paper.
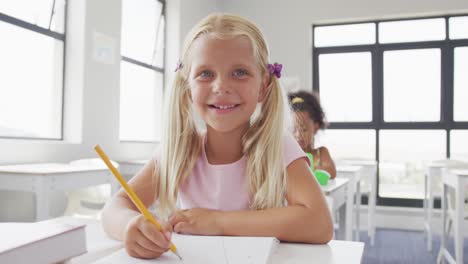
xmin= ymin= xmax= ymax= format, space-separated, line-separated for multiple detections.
xmin=93 ymin=234 xmax=279 ymax=264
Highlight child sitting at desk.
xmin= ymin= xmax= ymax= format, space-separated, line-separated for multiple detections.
xmin=288 ymin=91 xmax=337 ymax=179
xmin=101 ymin=13 xmax=333 ymax=259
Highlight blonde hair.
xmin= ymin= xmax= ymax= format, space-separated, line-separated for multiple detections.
xmin=155 ymin=13 xmax=288 ymax=219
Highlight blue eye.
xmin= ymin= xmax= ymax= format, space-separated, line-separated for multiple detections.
xmin=233 ymin=69 xmax=248 ymax=78
xmin=200 ymin=70 xmax=214 ymax=78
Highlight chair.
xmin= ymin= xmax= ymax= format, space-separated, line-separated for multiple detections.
xmin=437 ymin=167 xmax=468 ymax=264
xmin=423 ymin=159 xmax=468 ymax=252
xmin=63 ymin=158 xmax=119 ymax=219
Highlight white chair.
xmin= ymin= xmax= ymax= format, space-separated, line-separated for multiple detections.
xmin=63 ymin=158 xmax=119 ymax=219
xmin=424 ymin=159 xmax=468 ymax=252
xmin=437 ymin=168 xmax=468 ymax=264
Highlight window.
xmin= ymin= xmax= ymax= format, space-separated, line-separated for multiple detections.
xmin=319 ymin=52 xmax=372 ymax=122
xmin=379 ymin=18 xmax=445 ymax=43
xmin=119 ymin=0 xmax=165 ymax=142
xmin=449 ymin=16 xmax=468 ymax=40
xmin=379 ymin=130 xmax=445 ymax=199
xmin=450 ymin=130 xmax=468 ymax=160
xmin=383 ymin=49 xmax=441 ymax=122
xmin=314 ymin=23 xmax=375 ymax=47
xmin=453 ymin=47 xmax=468 ymax=121
xmin=313 ymin=15 xmax=468 ymax=207
xmin=0 ymin=0 xmax=66 ymax=139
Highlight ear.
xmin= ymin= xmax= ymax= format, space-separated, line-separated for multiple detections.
xmin=258 ymin=73 xmax=270 ymax=102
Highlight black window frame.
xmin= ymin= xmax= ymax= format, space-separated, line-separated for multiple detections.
xmin=312 ymin=14 xmax=468 ymax=208
xmin=0 ymin=1 xmax=67 ymax=140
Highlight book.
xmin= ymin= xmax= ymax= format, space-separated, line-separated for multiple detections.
xmin=0 ymin=218 xmax=87 ymax=264
xmin=94 ymin=234 xmax=279 ymax=264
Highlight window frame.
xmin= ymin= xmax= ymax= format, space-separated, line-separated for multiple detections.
xmin=0 ymin=2 xmax=67 ymax=140
xmin=119 ymin=0 xmax=165 ymax=143
xmin=312 ymin=14 xmax=468 ymax=207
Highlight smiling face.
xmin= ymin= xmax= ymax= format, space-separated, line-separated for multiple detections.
xmin=188 ymin=34 xmax=268 ymax=133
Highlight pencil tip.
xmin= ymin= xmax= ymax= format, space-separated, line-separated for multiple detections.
xmin=174 ymin=250 xmax=183 ymax=260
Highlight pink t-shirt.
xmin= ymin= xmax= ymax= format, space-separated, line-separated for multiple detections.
xmin=154 ymin=132 xmax=308 ymax=211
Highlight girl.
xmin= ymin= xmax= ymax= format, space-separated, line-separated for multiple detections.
xmin=102 ymin=14 xmax=333 ymax=259
xmin=288 ymin=91 xmax=337 ymax=179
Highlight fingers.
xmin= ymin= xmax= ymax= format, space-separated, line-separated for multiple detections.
xmin=127 ymin=241 xmax=165 ymax=259
xmin=139 ymin=220 xmax=171 ymax=249
xmin=136 ymin=229 xmax=169 ymax=252
xmin=168 ymin=211 xmax=188 ymax=227
xmin=174 ymin=221 xmax=191 ymax=234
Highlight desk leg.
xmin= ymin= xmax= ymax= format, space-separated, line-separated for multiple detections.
xmin=355 ymin=179 xmax=361 ymax=241
xmin=369 ymin=167 xmax=377 ymax=246
xmin=455 ymin=178 xmax=464 ymax=264
xmin=337 ymin=201 xmax=347 ymax=240
xmin=345 ymin=178 xmax=354 ymax=241
xmin=438 ymin=183 xmax=448 ymax=264
xmin=34 ymin=178 xmax=49 ymax=221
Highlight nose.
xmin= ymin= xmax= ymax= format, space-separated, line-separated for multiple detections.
xmin=212 ymin=76 xmax=231 ymax=95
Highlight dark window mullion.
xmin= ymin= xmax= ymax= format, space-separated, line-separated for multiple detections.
xmin=0 ymin=12 xmax=64 ymax=40
xmin=122 ymin=56 xmax=164 ymax=73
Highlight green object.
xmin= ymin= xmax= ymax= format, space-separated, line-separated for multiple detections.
xmin=314 ymin=169 xmax=331 ymax=186
xmin=306 ymin=152 xmax=330 ymax=186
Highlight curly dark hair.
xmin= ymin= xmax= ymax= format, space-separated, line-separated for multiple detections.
xmin=288 ymin=90 xmax=327 ymax=129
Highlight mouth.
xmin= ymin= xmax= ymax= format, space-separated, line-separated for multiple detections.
xmin=208 ymin=104 xmax=240 ymax=114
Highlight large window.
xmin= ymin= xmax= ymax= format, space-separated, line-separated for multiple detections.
xmin=313 ymin=15 xmax=468 ymax=207
xmin=0 ymin=1 xmax=66 ymax=139
xmin=119 ymin=0 xmax=165 ymax=142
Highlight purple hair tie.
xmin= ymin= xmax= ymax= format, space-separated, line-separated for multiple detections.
xmin=174 ymin=60 xmax=183 ymax=72
xmin=268 ymin=62 xmax=282 ymax=78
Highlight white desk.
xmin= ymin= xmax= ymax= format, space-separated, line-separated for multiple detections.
xmin=339 ymin=159 xmax=377 ymax=245
xmin=439 ymin=169 xmax=468 ymax=264
xmin=62 ymin=216 xmax=364 ymax=264
xmin=0 ymin=163 xmax=118 ymax=221
xmin=117 ymin=160 xmax=148 ymax=181
xmin=322 ymin=178 xmax=349 ymax=240
xmin=336 ymin=165 xmax=363 ymax=242
xmin=423 ymin=161 xmax=445 ymax=252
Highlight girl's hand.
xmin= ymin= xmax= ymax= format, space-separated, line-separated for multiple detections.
xmin=123 ymin=214 xmax=173 ymax=259
xmin=168 ymin=208 xmax=223 ymax=235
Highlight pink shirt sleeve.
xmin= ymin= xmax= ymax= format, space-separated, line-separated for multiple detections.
xmin=283 ymin=131 xmax=310 ymax=168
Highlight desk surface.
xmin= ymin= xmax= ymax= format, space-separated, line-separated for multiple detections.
xmin=339 ymin=159 xmax=377 ymax=166
xmin=322 ymin=178 xmax=349 ymax=194
xmin=450 ymin=169 xmax=468 ymax=176
xmin=0 ymin=163 xmax=107 ymax=174
xmin=62 ymin=216 xmax=364 ymax=264
xmin=336 ymin=165 xmax=362 ymax=173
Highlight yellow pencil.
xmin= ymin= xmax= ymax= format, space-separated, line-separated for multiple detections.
xmin=94 ymin=145 xmax=182 ymax=260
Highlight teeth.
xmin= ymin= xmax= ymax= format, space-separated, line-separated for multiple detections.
xmin=215 ymin=105 xmax=235 ymax=109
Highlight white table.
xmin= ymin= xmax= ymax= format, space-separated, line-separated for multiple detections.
xmin=0 ymin=163 xmax=119 ymax=221
xmin=336 ymin=165 xmax=363 ymax=241
xmin=117 ymin=160 xmax=148 ymax=181
xmin=423 ymin=161 xmax=445 ymax=252
xmin=62 ymin=216 xmax=364 ymax=264
xmin=322 ymin=178 xmax=350 ymax=240
xmin=338 ymin=159 xmax=377 ymax=245
xmin=439 ymin=169 xmax=468 ymax=264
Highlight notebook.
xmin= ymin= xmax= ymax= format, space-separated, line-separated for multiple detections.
xmin=0 ymin=218 xmax=87 ymax=264
xmin=94 ymin=234 xmax=279 ymax=264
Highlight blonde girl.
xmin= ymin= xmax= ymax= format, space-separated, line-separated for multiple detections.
xmin=102 ymin=13 xmax=332 ymax=259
